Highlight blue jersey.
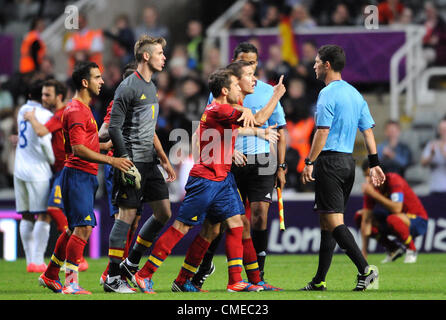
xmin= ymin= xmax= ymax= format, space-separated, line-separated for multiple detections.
xmin=315 ymin=80 xmax=374 ymax=153
xmin=207 ymin=80 xmax=286 ymax=155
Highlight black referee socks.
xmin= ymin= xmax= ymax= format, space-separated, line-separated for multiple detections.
xmin=313 ymin=230 xmax=336 ymax=284
xmin=332 ymin=224 xmax=368 ymax=274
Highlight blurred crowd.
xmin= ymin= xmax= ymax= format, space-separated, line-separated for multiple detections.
xmin=1 ymin=0 xmax=446 ymax=196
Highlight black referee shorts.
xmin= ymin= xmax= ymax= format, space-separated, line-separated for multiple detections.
xmin=314 ymin=151 xmax=355 ymax=214
xmin=112 ymin=162 xmax=169 ymax=209
xmin=231 ymin=153 xmax=276 ymax=203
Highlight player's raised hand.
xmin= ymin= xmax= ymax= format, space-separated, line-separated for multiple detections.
xmin=369 ymin=166 xmax=386 ymax=187
xmin=273 ymin=75 xmax=286 ymax=99
xmin=238 ymin=107 xmax=259 ymax=128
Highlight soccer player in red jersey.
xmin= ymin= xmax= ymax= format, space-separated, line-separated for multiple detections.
xmin=24 ymin=79 xmax=88 ymax=272
xmin=131 ymin=68 xmax=266 ymax=293
xmin=38 ymin=61 xmax=133 ymax=294
xmin=357 ymin=159 xmax=428 ymax=263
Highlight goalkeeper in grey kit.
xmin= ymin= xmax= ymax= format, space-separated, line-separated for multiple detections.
xmin=105 ymin=34 xmax=176 ymax=293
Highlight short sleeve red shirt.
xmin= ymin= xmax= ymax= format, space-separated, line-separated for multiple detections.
xmin=44 ymin=106 xmax=66 ymax=172
xmin=62 ymin=99 xmax=100 ymax=175
xmin=189 ymin=102 xmax=242 ymax=181
xmin=103 ymin=100 xmax=114 ymax=157
xmin=363 ymin=173 xmax=428 ymax=219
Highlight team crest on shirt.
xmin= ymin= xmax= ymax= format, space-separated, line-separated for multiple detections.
xmin=201 ymin=113 xmax=207 ymax=122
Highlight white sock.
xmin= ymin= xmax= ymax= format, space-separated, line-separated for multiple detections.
xmin=19 ymin=219 xmax=34 ymax=265
xmin=32 ymin=220 xmax=50 ymax=265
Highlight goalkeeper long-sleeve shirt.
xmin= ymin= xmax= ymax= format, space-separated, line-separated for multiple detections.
xmin=108 ymin=71 xmax=158 ymax=163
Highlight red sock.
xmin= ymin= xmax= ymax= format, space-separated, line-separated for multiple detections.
xmin=47 ymin=207 xmax=68 ymax=233
xmin=225 ymin=226 xmax=244 ymax=285
xmin=176 ymin=235 xmax=210 ymax=285
xmin=242 ymin=238 xmax=261 ymax=284
xmin=102 ymin=262 xmax=110 ymax=279
xmin=65 ymin=235 xmax=87 ymax=283
xmin=387 ymin=215 xmax=416 ymax=250
xmin=45 ymin=231 xmax=70 ymax=280
xmin=138 ymin=226 xmax=184 ymax=278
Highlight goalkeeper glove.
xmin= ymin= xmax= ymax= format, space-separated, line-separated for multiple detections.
xmin=121 ymin=165 xmax=141 ymax=190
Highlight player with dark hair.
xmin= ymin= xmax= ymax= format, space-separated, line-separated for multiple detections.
xmin=129 ymin=68 xmax=264 ymax=294
xmin=300 ymin=44 xmax=386 ymax=291
xmin=38 ymin=61 xmax=134 ymax=294
xmin=105 ymin=35 xmax=177 ymax=293
xmin=356 ymin=159 xmax=428 ymax=264
xmin=193 ymin=41 xmax=287 ymax=288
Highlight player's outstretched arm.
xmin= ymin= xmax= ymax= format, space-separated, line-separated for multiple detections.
xmin=72 ymin=144 xmax=133 ymax=172
xmin=238 ymin=124 xmax=280 ymax=143
xmin=23 ymin=108 xmax=50 ymax=137
xmin=253 ymin=75 xmax=286 ymax=126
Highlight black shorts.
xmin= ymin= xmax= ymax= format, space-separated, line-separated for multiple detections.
xmin=314 ymin=151 xmax=355 ymax=214
xmin=112 ymin=162 xmax=169 ymax=209
xmin=231 ymin=153 xmax=276 ymax=203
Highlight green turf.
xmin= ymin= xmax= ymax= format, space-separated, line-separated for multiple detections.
xmin=1 ymin=253 xmax=445 ymax=300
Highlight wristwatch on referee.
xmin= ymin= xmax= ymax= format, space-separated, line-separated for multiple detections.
xmin=278 ymin=163 xmax=287 ymax=170
xmin=305 ymin=158 xmax=315 ymax=166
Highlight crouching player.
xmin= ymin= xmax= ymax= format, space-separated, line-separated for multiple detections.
xmin=357 ymin=159 xmax=428 ymax=263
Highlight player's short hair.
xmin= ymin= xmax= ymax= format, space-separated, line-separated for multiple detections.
xmin=232 ymin=42 xmax=258 ymax=61
xmin=72 ymin=61 xmax=99 ymax=90
xmin=27 ymin=79 xmax=44 ymax=102
xmin=226 ymin=60 xmax=253 ymax=79
xmin=208 ymin=68 xmax=235 ymax=98
xmin=134 ymin=35 xmax=166 ymax=63
xmin=123 ymin=61 xmax=137 ymax=79
xmin=318 ymin=44 xmax=345 ymax=72
xmin=43 ymin=79 xmax=67 ymax=101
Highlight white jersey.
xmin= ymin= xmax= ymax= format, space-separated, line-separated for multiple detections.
xmin=14 ymin=100 xmax=54 ymax=181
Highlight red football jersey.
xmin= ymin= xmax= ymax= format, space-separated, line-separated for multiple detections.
xmin=44 ymin=106 xmax=66 ymax=172
xmin=364 ymin=172 xmax=428 ymax=219
xmin=103 ymin=100 xmax=114 ymax=157
xmin=62 ymin=98 xmax=100 ymax=175
xmin=189 ymin=102 xmax=242 ymax=181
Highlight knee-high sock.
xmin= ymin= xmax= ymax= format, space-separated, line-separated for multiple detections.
xmin=242 ymin=238 xmax=261 ymax=284
xmin=196 ymin=232 xmax=222 ymax=271
xmin=32 ymin=220 xmax=50 ymax=265
xmin=128 ymin=216 xmax=165 ymax=265
xmin=45 ymin=230 xmax=70 ymax=280
xmin=47 ymin=207 xmax=68 ymax=233
xmin=176 ymin=235 xmax=210 ymax=285
xmin=108 ymin=219 xmax=131 ymax=277
xmin=19 ymin=219 xmax=34 ymax=265
xmin=313 ymin=230 xmax=336 ymax=283
xmin=386 ymin=215 xmax=416 ymax=250
xmin=332 ymin=224 xmax=368 ymax=274
xmin=138 ymin=226 xmax=184 ymax=278
xmin=251 ymin=229 xmax=268 ymax=273
xmin=65 ymin=235 xmax=87 ymax=284
xmin=225 ymin=226 xmax=244 ymax=285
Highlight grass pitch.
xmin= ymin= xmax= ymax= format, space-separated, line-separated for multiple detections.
xmin=1 ymin=253 xmax=445 ymax=301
